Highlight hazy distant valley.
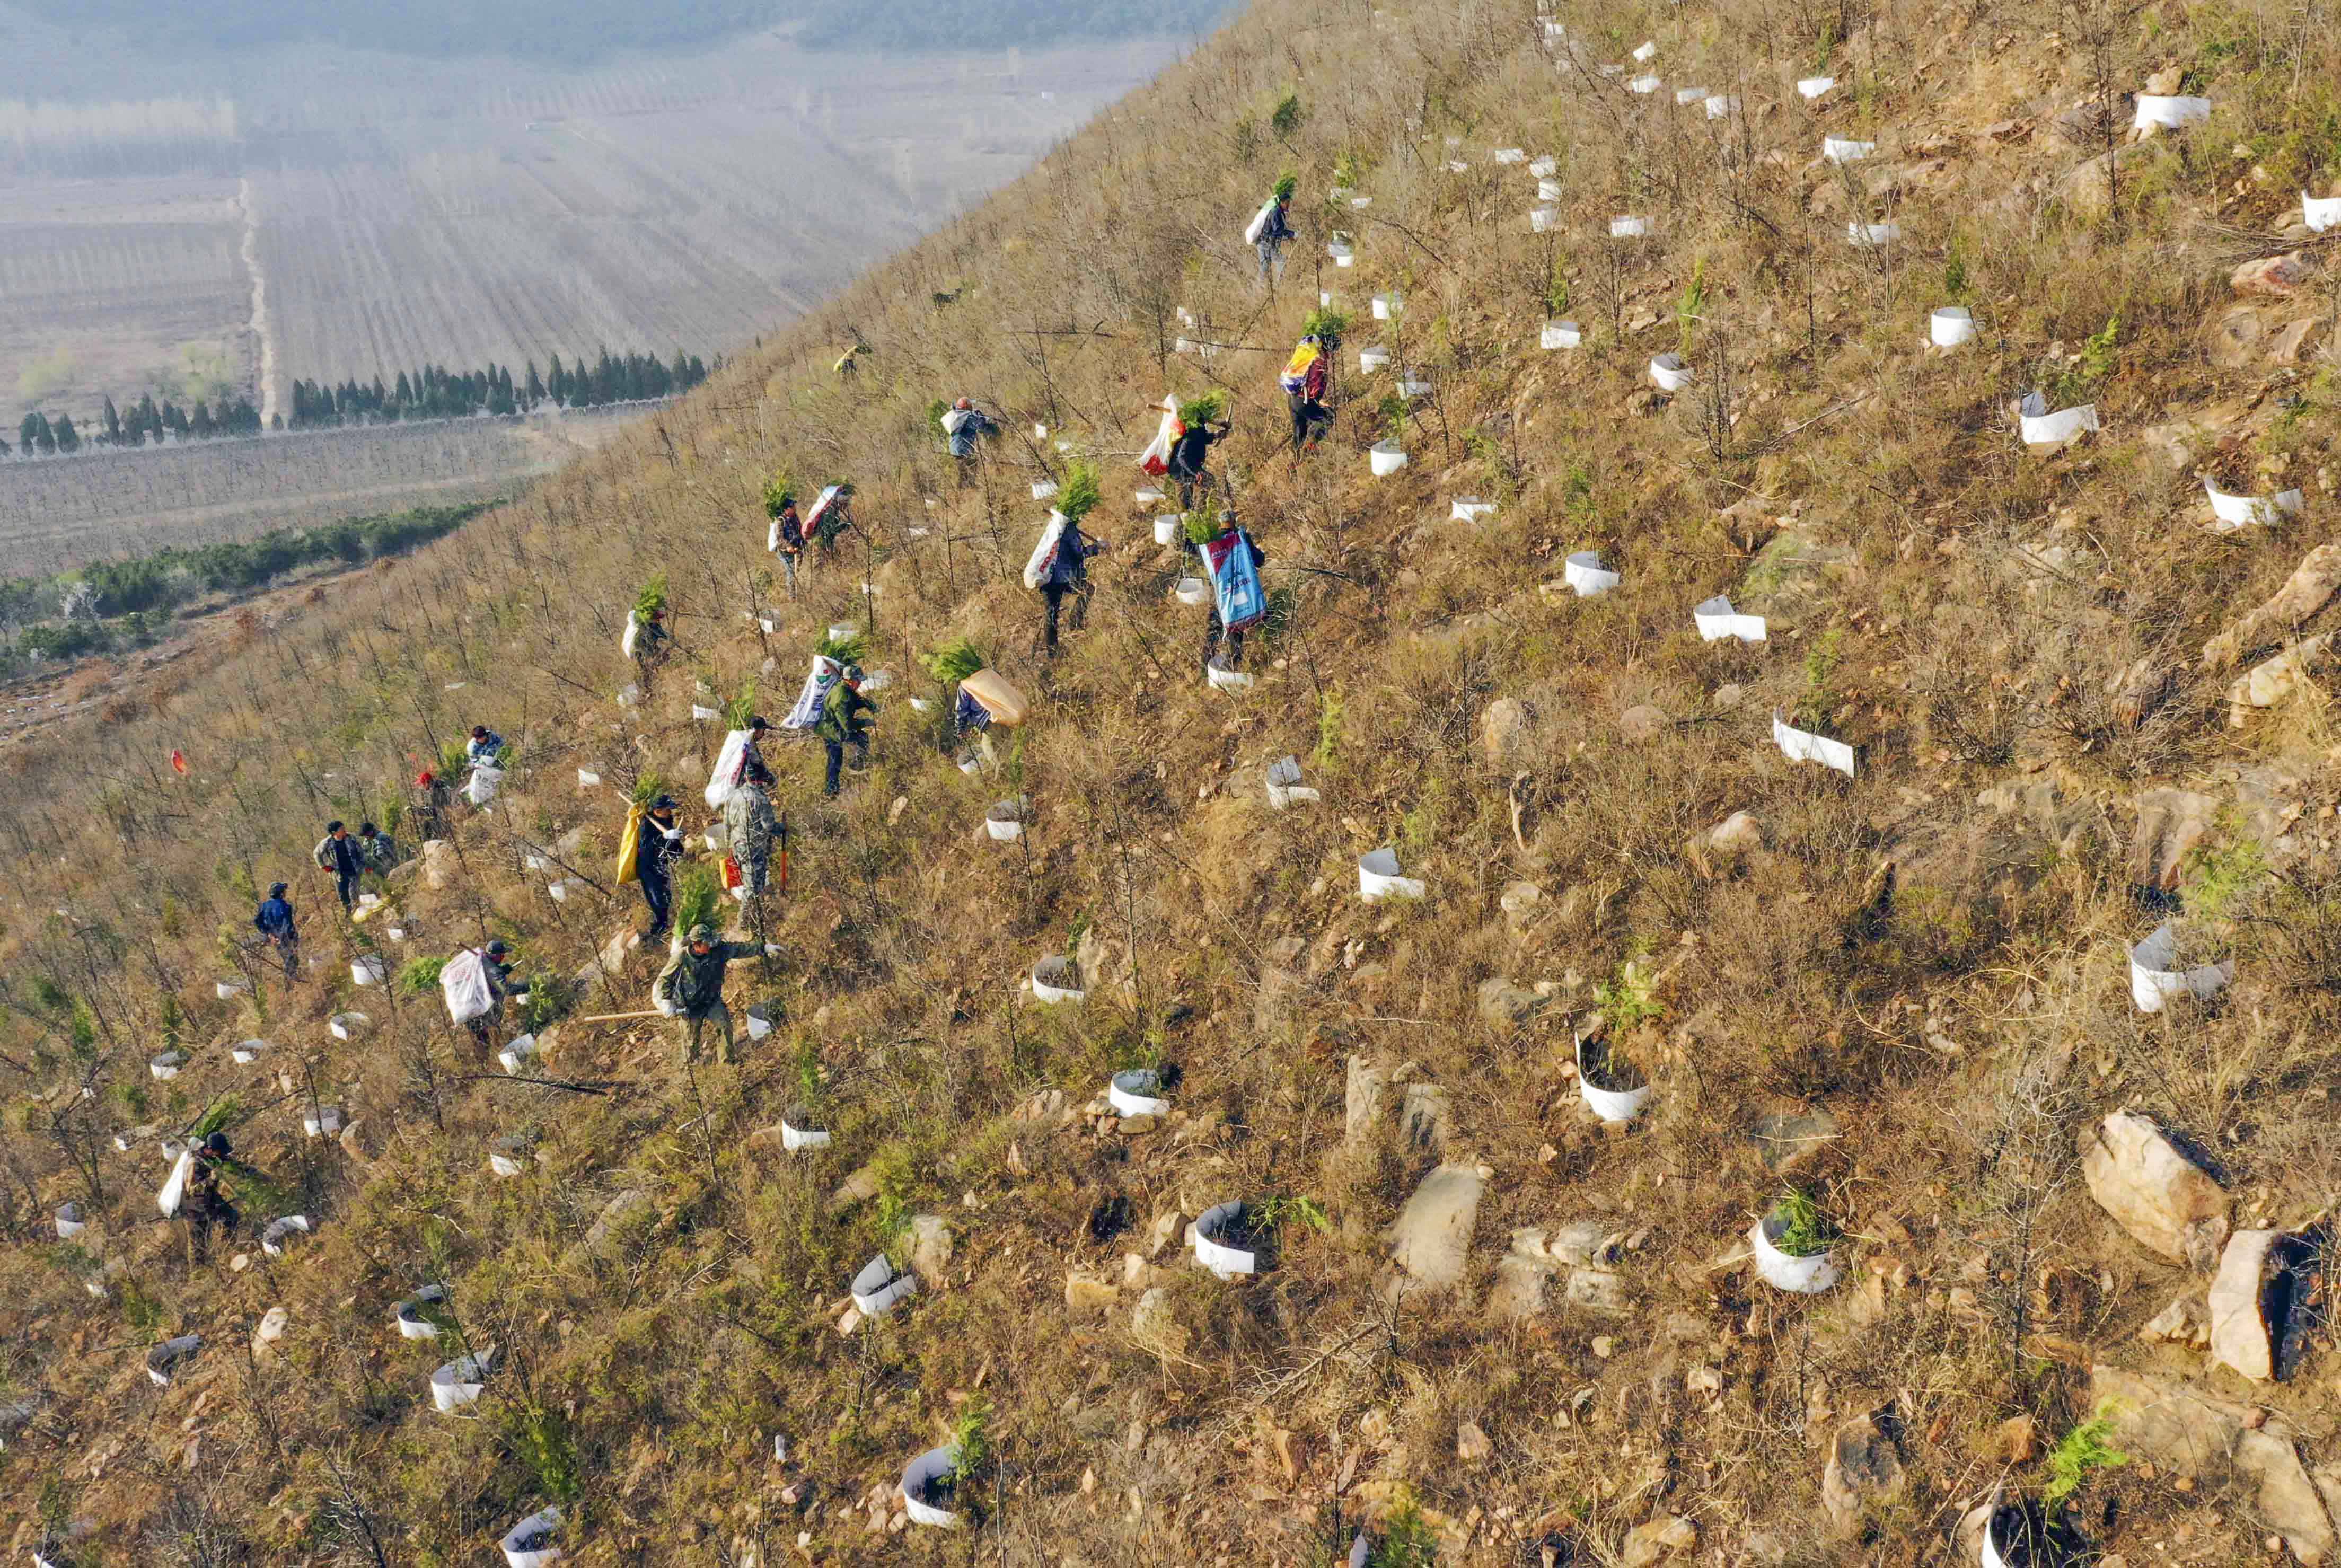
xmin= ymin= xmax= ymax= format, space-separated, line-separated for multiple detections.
xmin=0 ymin=3 xmax=1187 ymax=570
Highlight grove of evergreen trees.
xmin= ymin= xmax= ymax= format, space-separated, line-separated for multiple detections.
xmin=3 ymin=347 xmax=714 ymax=459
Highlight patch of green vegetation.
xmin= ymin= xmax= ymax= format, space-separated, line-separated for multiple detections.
xmin=1768 ymin=1188 xmax=1837 ymax=1257
xmin=397 ymin=955 xmax=447 ymax=995
xmin=2043 ymin=1406 xmax=2128 ymax=1504
xmin=1593 ymin=958 xmax=1662 ymax=1034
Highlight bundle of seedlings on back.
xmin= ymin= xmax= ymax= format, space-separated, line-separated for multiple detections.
xmin=634 ymin=572 xmax=668 ymax=623
xmin=761 ymin=472 xmax=794 ymax=518
xmin=1177 ymin=391 xmax=1226 ymax=430
xmin=1301 ymin=306 xmax=1351 ymax=344
xmin=816 ymin=631 xmax=868 ymax=666
xmin=1056 ymin=460 xmax=1101 ymax=523
xmin=925 ymin=638 xmax=985 ymax=684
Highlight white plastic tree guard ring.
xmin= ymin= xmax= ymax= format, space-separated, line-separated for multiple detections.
xmin=55 ymin=1203 xmax=84 ymax=1239
xmin=1328 ymin=242 xmax=1355 ymax=267
xmin=1772 ymin=711 xmax=1857 ymax=777
xmin=1798 ymin=75 xmax=1835 ymax=98
xmin=230 ymin=1038 xmax=268 ymax=1064
xmin=1174 ymin=577 xmax=1211 ymax=606
xmin=577 ymin=768 xmax=601 ymax=787
xmin=690 ymin=704 xmax=721 ymax=721
xmin=1530 ymin=205 xmax=1560 ymax=232
xmin=1207 ymin=663 xmax=1255 ymax=692
xmin=745 ymin=1002 xmax=779 ymax=1040
xmin=330 ymin=1012 xmax=369 ymax=1041
xmin=1538 ymin=177 xmax=1562 ymax=200
xmin=2134 ymin=94 xmax=2211 ymax=131
xmin=1369 ymin=442 xmax=1409 ymax=477
xmin=1564 ymin=551 xmax=1621 ymax=596
xmin=429 ymin=1346 xmax=496 ymax=1414
xmin=1821 ymin=136 xmax=1875 ymax=163
xmin=147 ymin=1333 xmax=202 ymax=1388
xmin=957 ymin=753 xmax=985 ymax=777
xmin=1705 ymin=94 xmax=1741 ymax=118
xmin=1135 ymin=485 xmax=1167 ymax=505
xmin=1631 ymin=38 xmax=1656 ymax=60
xmin=2205 ymin=479 xmax=2304 ymax=531
xmin=1610 ymin=215 xmax=1650 ymax=238
xmin=1674 ymin=85 xmax=1709 ymax=105
xmin=1358 ymin=847 xmax=1426 ymax=902
xmin=1627 ymin=74 xmax=1664 ymax=94
xmin=149 ymin=1051 xmax=186 ymax=1081
xmin=1108 ymin=1068 xmax=1172 ymax=1117
xmin=1265 ymin=756 xmax=1321 ymax=810
xmin=987 ymin=797 xmax=1032 ymax=841
xmin=1847 ymin=221 xmax=1902 ymax=247
xmin=1649 ymin=353 xmax=1693 ymax=392
xmin=500 ymin=1505 xmax=564 ymax=1568
xmin=2305 ymin=191 xmax=2341 ymax=231
xmin=489 ymin=1141 xmax=529 ymax=1178
xmin=1539 ymin=16 xmax=1564 ymax=40
xmin=1398 ymin=374 xmax=1433 ymax=399
xmin=387 ymin=926 xmax=407 ymax=942
xmin=545 ymin=880 xmax=576 ymax=903
xmin=1750 ymin=1215 xmax=1840 ymax=1293
xmin=1930 ymin=306 xmax=1977 ymax=347
xmin=260 ymin=1214 xmax=311 ymax=1256
xmin=1033 ymin=956 xmax=1087 ymax=1005
xmin=351 ymin=955 xmax=388 ymax=987
xmin=1155 ymin=516 xmax=1180 ymax=545
xmin=909 ymin=697 xmax=932 ymax=712
xmin=1576 ymin=1036 xmax=1652 ymax=1123
xmin=1372 ymin=293 xmax=1402 ymax=320
xmin=302 ymin=1106 xmax=342 ymax=1138
xmin=1492 ymin=147 xmax=1526 ymax=164
xmin=1451 ymin=498 xmax=1499 ymax=522
xmin=851 ymin=1254 xmax=919 ymax=1317
xmin=1693 ymin=596 xmax=1767 ymax=643
xmin=523 ymin=852 xmax=550 ymax=871
xmin=2129 ymin=921 xmax=2234 ymax=1013
xmin=395 ymin=1285 xmax=449 ymax=1339
xmin=1031 ymin=480 xmax=1059 ymax=502
xmin=901 ymin=1447 xmax=964 ymax=1529
xmin=498 ymin=1034 xmax=540 ymax=1074
xmin=1359 ymin=347 xmax=1392 ymax=372
xmin=1542 ymin=320 xmax=1583 ymax=350
xmin=2017 ymin=392 xmax=2099 ymax=447
xmin=216 ymin=976 xmax=248 ymax=1000
xmin=1529 ymin=155 xmax=1557 ymax=177
xmin=780 ymin=1112 xmax=831 ymax=1152
xmin=1192 ymin=1201 xmax=1258 ymax=1278
xmin=826 ymin=621 xmax=858 ymax=641
xmin=1444 ymin=158 xmax=1469 ymax=174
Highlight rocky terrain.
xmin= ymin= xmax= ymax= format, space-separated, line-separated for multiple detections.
xmin=7 ymin=0 xmax=2341 ymax=1563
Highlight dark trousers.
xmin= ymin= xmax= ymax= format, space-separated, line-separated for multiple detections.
xmin=1290 ymin=394 xmax=1330 ymax=453
xmin=270 ymin=933 xmax=298 ymax=981
xmin=189 ymin=1196 xmax=239 ymax=1262
xmin=1042 ymin=578 xmax=1090 ymax=651
xmin=641 ymin=869 xmax=672 ymax=937
xmin=824 ymin=730 xmax=869 ymax=795
xmin=334 ymin=870 xmax=360 ymax=911
xmin=1205 ymin=605 xmax=1246 ymax=673
xmin=1173 ymin=465 xmax=1212 ymax=512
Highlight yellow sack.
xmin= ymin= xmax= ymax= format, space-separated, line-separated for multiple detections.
xmin=1281 ymin=340 xmax=1319 ymax=387
xmin=615 ymin=801 xmax=646 ymax=885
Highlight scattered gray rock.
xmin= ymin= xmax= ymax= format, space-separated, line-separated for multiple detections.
xmin=2092 ymin=1364 xmax=2333 ymax=1563
xmin=1750 ymin=1108 xmax=1838 ymax=1174
xmin=1386 ymin=1164 xmax=1483 ymax=1290
xmin=1563 ymin=1267 xmax=1630 ymax=1316
xmin=579 ymin=1189 xmax=650 ymax=1259
xmin=2141 ymin=1291 xmax=2212 ymax=1350
xmin=1619 ymin=704 xmax=1669 ymax=743
xmin=1398 ymin=1082 xmax=1451 ymax=1156
xmin=1477 ymin=976 xmax=1546 ymax=1033
xmin=1488 ymin=1252 xmax=1557 ymax=1321
xmin=1820 ymin=1410 xmax=1905 ymax=1535
xmin=908 ymin=1215 xmax=953 ymax=1288
xmin=1481 ymin=698 xmax=1535 ymax=765
xmin=1344 ymin=1055 xmax=1389 ymax=1148
xmin=2130 ymin=790 xmax=2217 ymax=894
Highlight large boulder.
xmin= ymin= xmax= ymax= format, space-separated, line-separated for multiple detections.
xmin=2209 ymin=1228 xmax=2283 ymax=1381
xmin=2091 ymin=1364 xmax=2335 ymax=1563
xmin=1385 ymin=1164 xmax=1482 ymax=1291
xmin=2226 ymin=636 xmax=2330 ymax=726
xmin=2079 ymin=1111 xmax=2229 ymax=1267
xmin=2203 ymin=543 xmax=2341 ymax=671
xmin=421 ymin=839 xmax=457 ymax=890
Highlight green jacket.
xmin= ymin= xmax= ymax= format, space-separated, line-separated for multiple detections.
xmin=815 ymin=683 xmax=875 ymax=744
xmin=654 ymin=940 xmax=760 ymax=1018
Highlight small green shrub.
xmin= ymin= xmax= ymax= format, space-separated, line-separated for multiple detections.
xmin=2043 ymin=1406 xmax=2128 ymax=1504
xmin=948 ymin=1396 xmax=994 ymax=1486
xmin=397 ymin=955 xmax=447 ymax=994
xmin=1270 ymin=92 xmax=1303 ymax=139
xmin=1769 ymin=1188 xmax=1838 ymax=1257
xmin=1593 ymin=959 xmax=1662 ymax=1034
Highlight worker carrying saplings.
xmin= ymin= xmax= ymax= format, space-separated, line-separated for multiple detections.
xmin=652 ymin=924 xmax=780 ymax=1065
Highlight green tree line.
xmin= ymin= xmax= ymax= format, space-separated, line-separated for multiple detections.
xmin=0 ymin=504 xmax=489 ymax=671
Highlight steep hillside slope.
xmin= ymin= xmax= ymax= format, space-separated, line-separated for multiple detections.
xmin=10 ymin=0 xmax=2341 ymax=1563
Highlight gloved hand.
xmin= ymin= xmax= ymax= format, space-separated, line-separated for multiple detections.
xmin=764 ymin=944 xmax=784 ymax=956
xmin=655 ymin=996 xmax=678 ymax=1017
